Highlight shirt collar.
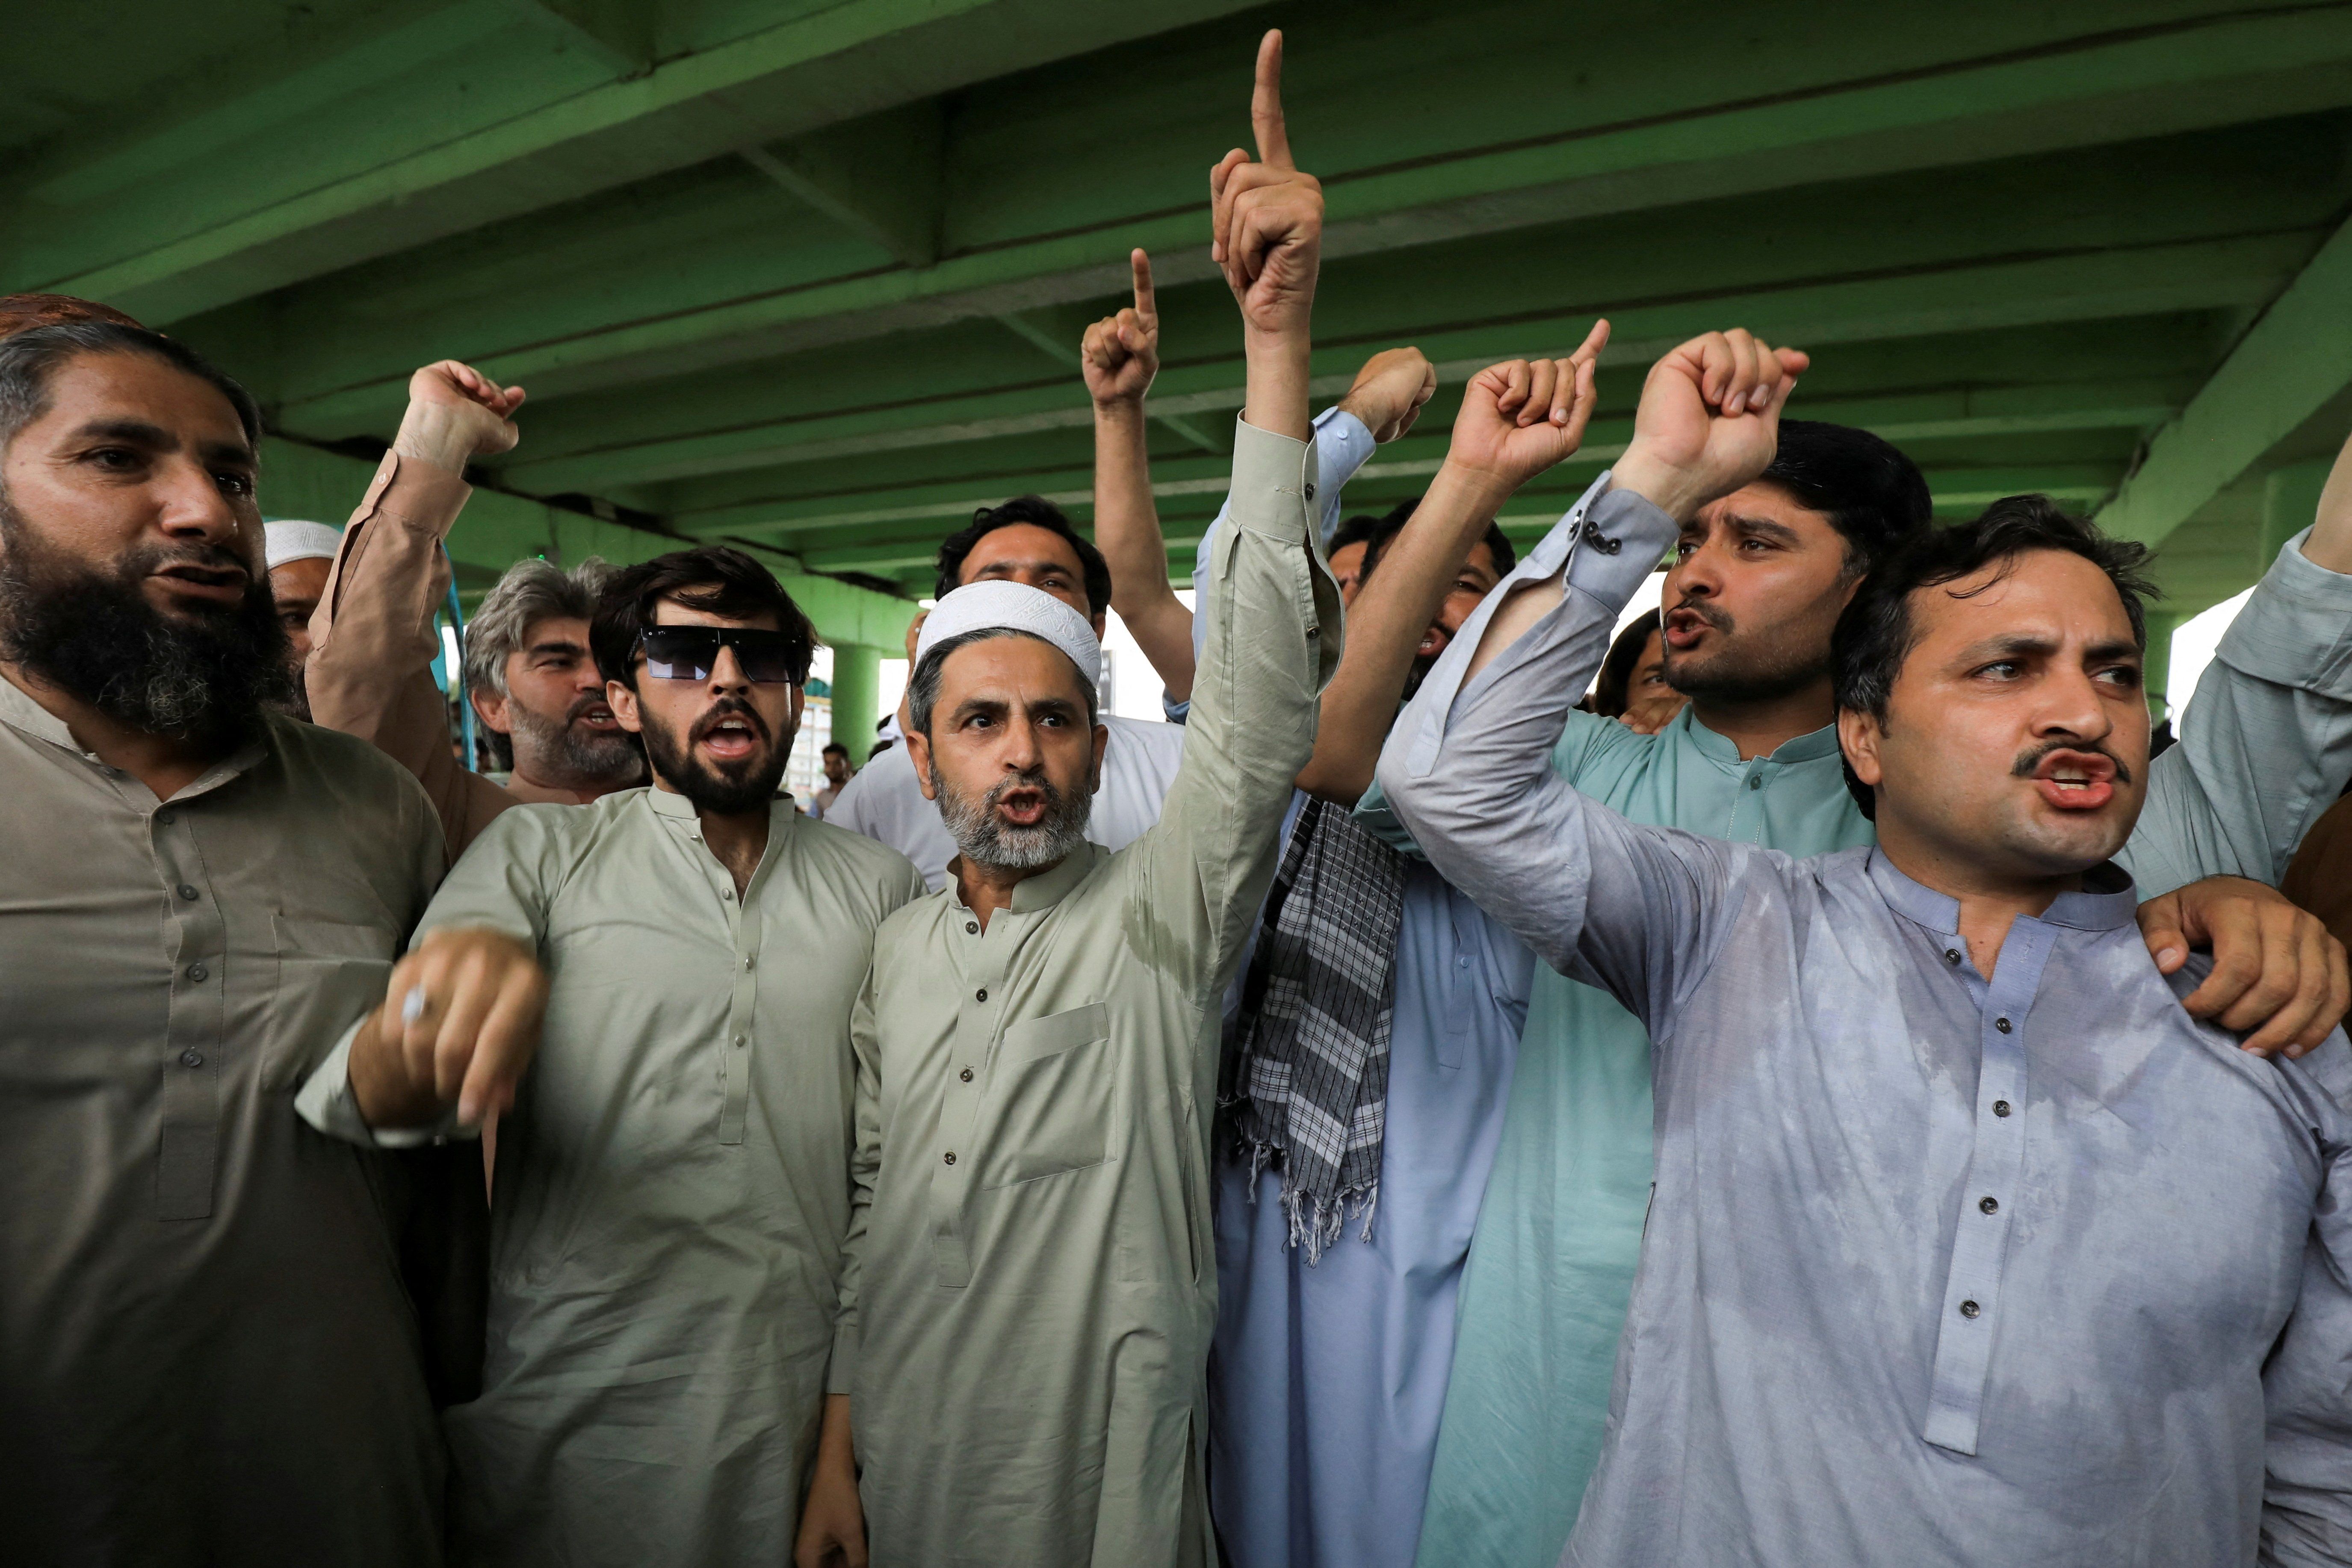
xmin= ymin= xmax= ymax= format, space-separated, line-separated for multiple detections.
xmin=1867 ymin=847 xmax=2137 ymax=935
xmin=0 ymin=671 xmax=78 ymax=751
xmin=0 ymin=673 xmax=269 ymax=794
xmin=1671 ymin=708 xmax=1846 ymax=765
xmin=949 ymin=842 xmax=1106 ymax=917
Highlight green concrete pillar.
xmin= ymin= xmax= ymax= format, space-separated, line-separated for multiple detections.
xmin=828 ymin=642 xmax=883 ymax=754
xmin=2261 ymin=459 xmax=2331 ymax=572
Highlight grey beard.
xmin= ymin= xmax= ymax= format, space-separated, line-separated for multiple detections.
xmin=505 ymin=694 xmax=641 ymax=789
xmin=932 ymin=765 xmax=1092 ymax=870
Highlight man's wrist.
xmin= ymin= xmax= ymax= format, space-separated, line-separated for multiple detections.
xmin=1092 ymin=396 xmax=1147 ymax=423
xmin=391 ymin=405 xmax=482 ymax=477
xmin=1607 ymin=447 xmax=1712 ymax=523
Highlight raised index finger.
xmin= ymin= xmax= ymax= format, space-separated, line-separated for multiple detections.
xmin=1130 ymin=249 xmax=1157 ymax=323
xmin=1252 ymin=30 xmax=1293 ymax=170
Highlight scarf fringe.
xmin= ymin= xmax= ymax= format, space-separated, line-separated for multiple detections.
xmin=1234 ymin=1134 xmax=1380 ymax=1265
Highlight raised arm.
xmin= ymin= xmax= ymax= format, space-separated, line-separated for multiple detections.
xmin=1296 ymin=330 xmax=1606 ymax=803
xmin=1132 ymin=29 xmax=1341 ymax=992
xmin=1085 ymin=250 xmax=1198 ymax=698
xmin=310 ymin=360 xmax=526 ymax=857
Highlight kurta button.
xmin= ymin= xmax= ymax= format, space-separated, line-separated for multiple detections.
xmin=1993 ymin=1099 xmax=2012 ymax=1117
xmin=1994 ymin=1017 xmax=2012 ymax=1033
xmin=966 ymin=922 xmax=978 ymax=935
xmin=179 ymin=1049 xmax=202 ymax=1068
xmin=731 ymin=1035 xmax=746 ymax=1048
xmin=722 ymin=889 xmax=734 ymax=901
xmin=976 ymin=988 xmax=987 ymax=1002
xmin=1958 ymin=1300 xmax=1981 ymax=1319
xmin=959 ymin=1067 xmax=974 ymax=1082
xmin=186 ymin=963 xmax=207 ymax=981
xmin=1943 ymin=949 xmax=1962 ymax=964
xmin=1979 ymin=1196 xmax=1998 ymax=1214
xmin=156 ymin=811 xmax=175 ymax=825
xmin=177 ymin=884 xmax=198 ymax=901
xmin=1746 ymin=774 xmax=1761 ymax=790
xmin=943 ymin=1151 xmax=956 ymax=1165
xmin=743 ymin=956 xmax=755 ymax=971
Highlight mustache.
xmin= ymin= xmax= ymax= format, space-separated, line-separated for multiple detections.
xmin=985 ymin=767 xmax=1065 ymax=811
xmin=2010 ymin=737 xmax=2134 ymax=785
xmin=1666 ymin=597 xmax=1731 ymax=634
xmin=563 ymin=691 xmax=615 ymax=727
xmin=146 ymin=540 xmax=254 ymax=588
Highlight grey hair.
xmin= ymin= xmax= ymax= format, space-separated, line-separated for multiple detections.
xmin=462 ymin=556 xmax=618 ymax=698
xmin=909 ymin=627 xmax=1099 ymax=735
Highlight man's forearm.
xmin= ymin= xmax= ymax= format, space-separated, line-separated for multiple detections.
xmin=1093 ymin=398 xmax=1199 ymax=699
xmin=1297 ymin=460 xmax=1511 ymax=802
xmin=1242 ymin=322 xmax=1313 ymax=443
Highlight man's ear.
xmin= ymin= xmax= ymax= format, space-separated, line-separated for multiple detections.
xmin=906 ymin=728 xmax=938 ymax=802
xmin=1837 ymin=706 xmax=1885 ymax=790
xmin=608 ymin=678 xmax=643 ymax=735
xmin=1090 ymin=722 xmax=1110 ymax=796
xmin=471 ymin=688 xmax=513 ymax=737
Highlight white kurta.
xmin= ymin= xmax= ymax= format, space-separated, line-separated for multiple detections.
xmin=833 ymin=419 xmax=1340 ymax=1568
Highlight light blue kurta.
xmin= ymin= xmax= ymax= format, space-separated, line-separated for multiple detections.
xmin=1413 ymin=493 xmax=2352 ymax=1568
xmin=1209 ymin=856 xmax=1534 ymax=1568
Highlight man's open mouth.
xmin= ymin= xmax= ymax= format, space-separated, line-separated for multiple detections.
xmin=696 ymin=709 xmax=765 ymax=761
xmin=1662 ymin=605 xmax=1719 ymax=650
xmin=993 ymin=784 xmax=1049 ymax=828
xmin=2030 ymin=748 xmax=2117 ymax=812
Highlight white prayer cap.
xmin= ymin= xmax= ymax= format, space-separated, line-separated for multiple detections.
xmin=913 ymin=581 xmax=1101 ymax=693
xmin=264 ymin=520 xmax=343 ymax=570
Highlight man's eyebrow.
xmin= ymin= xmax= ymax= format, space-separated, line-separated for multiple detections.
xmin=1727 ymin=514 xmax=1802 ymax=546
xmin=68 ymin=418 xmax=174 ymax=448
xmin=950 ymin=696 xmax=1011 ymax=722
xmin=975 ymin=557 xmax=1076 ymax=576
xmin=198 ymin=437 xmax=257 ymax=469
xmin=1951 ymin=632 xmax=2058 ymax=662
xmin=2084 ymin=638 xmax=2142 ymax=665
xmin=527 ymin=640 xmax=588 ymax=657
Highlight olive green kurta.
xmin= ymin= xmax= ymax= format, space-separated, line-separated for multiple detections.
xmin=304 ymin=787 xmax=923 ymax=1566
xmin=0 ymin=676 xmax=462 ymax=1567
xmin=834 ymin=418 xmax=1339 ymax=1568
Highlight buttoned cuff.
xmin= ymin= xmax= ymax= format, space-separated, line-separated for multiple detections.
xmin=293 ymin=1018 xmax=469 ymax=1149
xmin=1564 ymin=484 xmax=1677 ymax=607
xmin=825 ymin=1320 xmax=858 ymax=1397
xmin=1312 ymin=406 xmax=1377 ymax=540
xmin=2214 ymin=526 xmax=2352 ymax=698
xmin=354 ymin=449 xmax=472 ymax=539
xmin=1226 ymin=417 xmax=1318 ymax=545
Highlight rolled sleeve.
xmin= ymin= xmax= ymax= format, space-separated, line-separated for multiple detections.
xmin=293 ymin=1019 xmax=467 ymax=1149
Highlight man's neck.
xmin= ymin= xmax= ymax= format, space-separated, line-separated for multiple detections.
xmin=1684 ymin=679 xmax=1837 ymax=762
xmin=647 ymin=775 xmax=770 ymax=895
xmin=951 ymin=853 xmax=1066 ymax=933
xmin=0 ymin=661 xmax=226 ymax=802
xmin=1877 ymin=825 xmax=2082 ymax=978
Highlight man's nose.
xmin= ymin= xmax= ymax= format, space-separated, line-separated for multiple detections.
xmin=708 ymin=646 xmax=750 ymax=691
xmin=2033 ymin=665 xmax=2115 ymax=744
xmin=155 ymin=458 xmax=244 ymax=547
xmin=1667 ymin=553 xmax=1718 ymax=601
xmin=999 ymin=714 xmax=1043 ymax=771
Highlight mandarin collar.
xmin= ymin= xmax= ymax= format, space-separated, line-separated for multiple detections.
xmin=1671 ymin=706 xmax=1846 ymax=766
xmin=949 ymin=842 xmax=1107 ymax=918
xmin=1866 ymin=847 xmax=2137 ymax=936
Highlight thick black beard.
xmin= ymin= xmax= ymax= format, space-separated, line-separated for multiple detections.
xmin=0 ymin=502 xmax=295 ymax=753
xmin=638 ymin=694 xmax=787 ymax=815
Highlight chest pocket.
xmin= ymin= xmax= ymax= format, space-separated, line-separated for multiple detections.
xmin=266 ymin=915 xmax=397 ymax=1091
xmin=979 ymin=1002 xmax=1114 ymax=1190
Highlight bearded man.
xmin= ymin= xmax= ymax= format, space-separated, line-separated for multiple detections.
xmin=298 ymin=543 xmax=922 ymax=1567
xmin=0 ymin=315 xmax=520 ymax=1564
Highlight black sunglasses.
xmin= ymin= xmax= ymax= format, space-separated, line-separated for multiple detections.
xmin=636 ymin=626 xmax=810 ymax=685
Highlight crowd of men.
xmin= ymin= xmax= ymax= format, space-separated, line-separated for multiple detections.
xmin=4 ymin=31 xmax=2352 ymax=1568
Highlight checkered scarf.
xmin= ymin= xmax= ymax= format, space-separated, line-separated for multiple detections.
xmin=1226 ymin=797 xmax=1409 ymax=1263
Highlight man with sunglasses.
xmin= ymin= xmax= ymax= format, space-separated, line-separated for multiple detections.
xmin=312 ymin=544 xmax=925 ymax=1567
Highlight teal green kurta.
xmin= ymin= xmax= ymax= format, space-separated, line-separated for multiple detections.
xmin=310 ymin=788 xmax=924 ymax=1566
xmin=834 ymin=418 xmax=1339 ymax=1568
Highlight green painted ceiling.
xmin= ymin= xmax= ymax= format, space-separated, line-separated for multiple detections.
xmin=9 ymin=0 xmax=2352 ymax=664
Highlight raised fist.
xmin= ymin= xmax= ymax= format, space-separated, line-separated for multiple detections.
xmin=1082 ymin=251 xmax=1160 ymax=408
xmin=1338 ymin=347 xmax=1438 ymax=444
xmin=1443 ymin=320 xmax=1611 ymax=497
xmin=1610 ymin=329 xmax=1807 ymax=521
xmin=395 ymin=360 xmax=527 ymax=473
xmin=1209 ymin=32 xmax=1324 ymax=337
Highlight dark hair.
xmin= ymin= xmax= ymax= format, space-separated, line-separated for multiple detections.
xmin=908 ymin=628 xmax=1099 ymax=736
xmin=1329 ymin=512 xmax=1383 ymax=557
xmin=1591 ymin=607 xmax=1664 ymax=718
xmin=934 ymin=496 xmax=1112 ymax=618
xmin=591 ymin=545 xmax=816 ymax=688
xmin=1830 ymin=493 xmax=2157 ymax=817
xmin=0 ymin=319 xmax=262 ymax=453
xmin=1755 ymin=419 xmax=1933 ymax=580
xmin=1357 ymin=496 xmax=1519 ymax=586
xmin=0 ymin=294 xmax=144 ymax=339
xmin=821 ymin=741 xmax=850 ymax=759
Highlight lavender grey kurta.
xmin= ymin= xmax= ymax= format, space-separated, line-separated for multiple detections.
xmin=1376 ymin=519 xmax=2352 ymax=1566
